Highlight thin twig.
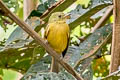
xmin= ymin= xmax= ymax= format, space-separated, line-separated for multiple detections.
xmin=91 ymin=5 xmax=113 ymax=33
xmin=75 ymin=36 xmax=86 ymax=42
xmin=0 ymin=1 xmax=83 ymax=80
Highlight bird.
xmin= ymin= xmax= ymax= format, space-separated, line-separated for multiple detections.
xmin=44 ymin=12 xmax=70 ymax=73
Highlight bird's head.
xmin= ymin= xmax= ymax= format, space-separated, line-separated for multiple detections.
xmin=48 ymin=12 xmax=70 ymax=23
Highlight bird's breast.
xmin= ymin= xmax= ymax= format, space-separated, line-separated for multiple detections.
xmin=47 ymin=22 xmax=69 ymax=54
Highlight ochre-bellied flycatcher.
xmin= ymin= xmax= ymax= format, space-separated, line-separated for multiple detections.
xmin=44 ymin=12 xmax=70 ymax=73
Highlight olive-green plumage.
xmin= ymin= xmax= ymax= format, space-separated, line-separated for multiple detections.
xmin=44 ymin=12 xmax=70 ymax=73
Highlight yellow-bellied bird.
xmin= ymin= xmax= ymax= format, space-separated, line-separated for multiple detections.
xmin=44 ymin=12 xmax=70 ymax=73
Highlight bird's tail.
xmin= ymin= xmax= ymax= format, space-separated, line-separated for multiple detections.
xmin=51 ymin=57 xmax=59 ymax=73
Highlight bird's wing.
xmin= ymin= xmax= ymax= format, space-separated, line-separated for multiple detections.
xmin=62 ymin=31 xmax=70 ymax=57
xmin=44 ymin=24 xmax=50 ymax=39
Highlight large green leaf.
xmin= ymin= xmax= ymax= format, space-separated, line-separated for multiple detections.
xmin=0 ymin=42 xmax=45 ymax=73
xmin=5 ymin=18 xmax=41 ymax=47
xmin=69 ymin=0 xmax=112 ymax=29
xmin=22 ymin=56 xmax=76 ymax=80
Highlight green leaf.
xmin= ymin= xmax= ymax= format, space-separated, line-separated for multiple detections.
xmin=31 ymin=45 xmax=46 ymax=64
xmin=25 ymin=55 xmax=51 ymax=74
xmin=3 ymin=0 xmax=19 ymax=12
xmin=5 ymin=27 xmax=27 ymax=46
xmin=69 ymin=4 xmax=111 ymax=29
xmin=67 ymin=0 xmax=112 ymax=30
xmin=5 ymin=17 xmax=40 ymax=46
xmin=37 ymin=2 xmax=48 ymax=12
xmin=48 ymin=0 xmax=56 ymax=7
xmin=29 ymin=0 xmax=57 ymax=18
xmin=22 ymin=54 xmax=74 ymax=79
xmin=0 ymin=45 xmax=34 ymax=73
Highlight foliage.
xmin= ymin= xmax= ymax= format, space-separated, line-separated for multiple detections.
xmin=0 ymin=0 xmax=113 ymax=80
xmin=0 ymin=0 xmax=23 ymax=31
xmin=21 ymin=24 xmax=112 ymax=80
xmin=29 ymin=0 xmax=57 ymax=18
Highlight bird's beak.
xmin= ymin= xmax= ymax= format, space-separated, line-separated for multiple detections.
xmin=64 ymin=13 xmax=71 ymax=19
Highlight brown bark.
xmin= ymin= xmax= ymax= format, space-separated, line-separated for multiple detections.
xmin=23 ymin=0 xmax=38 ymax=20
xmin=110 ymin=0 xmax=120 ymax=73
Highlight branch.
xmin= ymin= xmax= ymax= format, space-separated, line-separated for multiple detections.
xmin=110 ymin=0 xmax=120 ymax=73
xmin=0 ymin=1 xmax=83 ymax=80
xmin=91 ymin=5 xmax=113 ymax=33
xmin=74 ymin=31 xmax=112 ymax=69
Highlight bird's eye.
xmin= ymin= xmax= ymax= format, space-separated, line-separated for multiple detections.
xmin=58 ymin=15 xmax=62 ymax=18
